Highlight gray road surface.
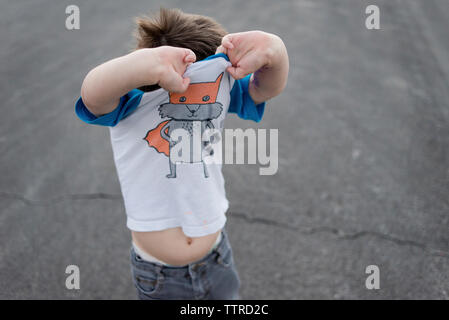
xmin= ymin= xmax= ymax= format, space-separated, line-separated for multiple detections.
xmin=1 ymin=0 xmax=448 ymax=299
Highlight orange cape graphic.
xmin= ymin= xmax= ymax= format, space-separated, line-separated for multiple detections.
xmin=143 ymin=120 xmax=170 ymax=156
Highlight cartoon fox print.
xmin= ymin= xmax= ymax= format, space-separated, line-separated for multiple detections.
xmin=143 ymin=73 xmax=224 ymax=178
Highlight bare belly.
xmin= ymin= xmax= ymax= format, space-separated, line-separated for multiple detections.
xmin=131 ymin=227 xmax=221 ymax=266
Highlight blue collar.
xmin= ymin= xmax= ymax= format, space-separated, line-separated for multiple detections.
xmin=199 ymin=52 xmax=230 ymax=62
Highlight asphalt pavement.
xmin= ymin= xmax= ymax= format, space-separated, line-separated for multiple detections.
xmin=1 ymin=0 xmax=448 ymax=299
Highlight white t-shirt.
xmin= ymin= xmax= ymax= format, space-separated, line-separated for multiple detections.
xmin=76 ymin=53 xmax=265 ymax=237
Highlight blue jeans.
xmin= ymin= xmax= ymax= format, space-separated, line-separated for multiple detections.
xmin=130 ymin=229 xmax=241 ymax=300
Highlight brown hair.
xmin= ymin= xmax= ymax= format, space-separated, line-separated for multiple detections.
xmin=135 ymin=8 xmax=227 ymax=92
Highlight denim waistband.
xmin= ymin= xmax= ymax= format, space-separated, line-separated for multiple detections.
xmin=130 ymin=229 xmax=230 ymax=277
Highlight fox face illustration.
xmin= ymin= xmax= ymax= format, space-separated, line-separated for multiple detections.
xmin=143 ymin=73 xmax=224 ymax=178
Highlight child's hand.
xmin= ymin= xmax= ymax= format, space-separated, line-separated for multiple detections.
xmin=216 ymin=31 xmax=289 ymax=103
xmin=80 ymin=46 xmax=196 ymax=116
xmin=216 ymin=31 xmax=281 ymax=80
xmin=153 ymin=46 xmax=197 ymax=92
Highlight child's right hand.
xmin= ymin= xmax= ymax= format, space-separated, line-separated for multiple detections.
xmin=152 ymin=46 xmax=196 ymax=93
xmin=80 ymin=46 xmax=196 ymax=117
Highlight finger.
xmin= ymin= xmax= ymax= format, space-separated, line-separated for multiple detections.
xmin=183 ymin=49 xmax=196 ymax=63
xmin=163 ymin=67 xmax=190 ymax=93
xmin=180 ymin=77 xmax=191 ymax=90
xmin=183 ymin=75 xmax=191 ymax=83
xmin=226 ymin=66 xmax=248 ymax=80
xmin=173 ymin=50 xmax=195 ymax=74
xmin=221 ymin=34 xmax=234 ymax=50
xmin=171 ymin=76 xmax=190 ymax=93
xmin=215 ymin=45 xmax=227 ymax=55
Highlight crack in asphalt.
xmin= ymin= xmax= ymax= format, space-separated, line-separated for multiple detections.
xmin=0 ymin=191 xmax=122 ymax=205
xmin=228 ymin=211 xmax=449 ymax=259
xmin=1 ymin=191 xmax=447 ymax=258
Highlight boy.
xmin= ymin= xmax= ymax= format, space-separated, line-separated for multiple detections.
xmin=76 ymin=8 xmax=288 ymax=300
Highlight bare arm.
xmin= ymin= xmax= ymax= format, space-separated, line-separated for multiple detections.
xmin=216 ymin=31 xmax=289 ymax=104
xmin=80 ymin=46 xmax=196 ymax=116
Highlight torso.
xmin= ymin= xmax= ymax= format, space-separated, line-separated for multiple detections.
xmin=132 ymin=227 xmax=221 ymax=266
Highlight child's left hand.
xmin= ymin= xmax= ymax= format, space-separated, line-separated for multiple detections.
xmin=215 ymin=31 xmax=282 ymax=79
xmin=216 ymin=30 xmax=289 ymax=103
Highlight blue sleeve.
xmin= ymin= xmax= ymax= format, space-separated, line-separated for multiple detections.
xmin=75 ymin=89 xmax=144 ymax=126
xmin=228 ymin=74 xmax=265 ymax=122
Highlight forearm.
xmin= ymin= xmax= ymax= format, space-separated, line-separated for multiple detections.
xmin=249 ymin=35 xmax=289 ymax=104
xmin=81 ymin=49 xmax=160 ymax=116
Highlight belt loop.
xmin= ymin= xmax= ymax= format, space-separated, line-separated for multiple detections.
xmin=154 ymin=264 xmax=164 ymax=280
xmin=215 ymin=229 xmax=227 ymax=258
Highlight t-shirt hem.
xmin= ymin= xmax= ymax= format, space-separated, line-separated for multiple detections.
xmin=181 ymin=215 xmax=227 ymax=238
xmin=126 ymin=201 xmax=229 ymax=237
xmin=127 ymin=217 xmax=181 ymax=232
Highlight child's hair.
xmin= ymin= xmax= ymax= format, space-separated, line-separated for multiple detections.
xmin=135 ymin=8 xmax=227 ymax=92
